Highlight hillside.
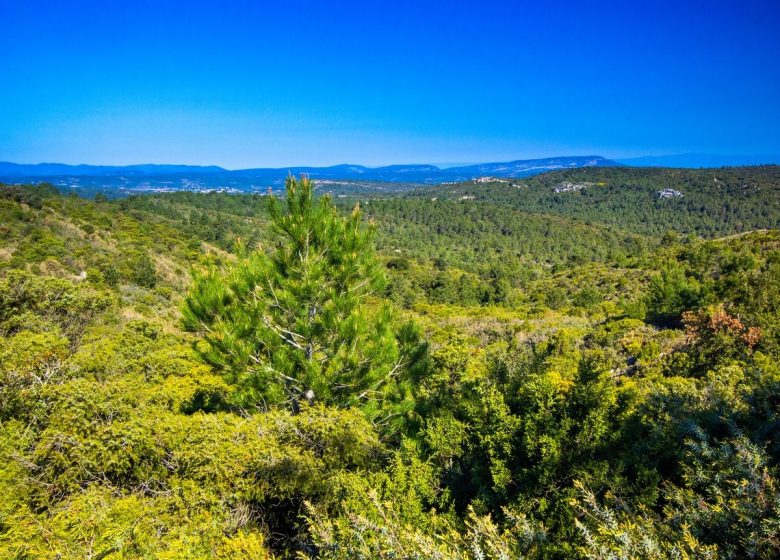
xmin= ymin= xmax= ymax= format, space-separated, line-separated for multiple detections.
xmin=0 ymin=156 xmax=621 ymax=197
xmin=410 ymin=165 xmax=780 ymax=237
xmin=1 ymin=180 xmax=779 ymax=558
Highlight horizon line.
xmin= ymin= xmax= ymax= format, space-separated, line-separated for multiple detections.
xmin=3 ymin=152 xmax=780 ymax=171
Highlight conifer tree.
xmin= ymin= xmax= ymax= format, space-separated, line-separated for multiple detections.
xmin=183 ymin=176 xmax=418 ymax=412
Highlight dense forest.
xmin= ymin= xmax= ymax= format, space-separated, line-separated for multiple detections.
xmin=1 ymin=170 xmax=779 ymax=559
xmin=410 ymin=165 xmax=780 ymax=237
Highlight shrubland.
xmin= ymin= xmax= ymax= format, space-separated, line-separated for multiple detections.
xmin=1 ymin=175 xmax=778 ymax=559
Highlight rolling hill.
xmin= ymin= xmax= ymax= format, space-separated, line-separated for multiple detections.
xmin=407 ymin=165 xmax=780 ymax=237
xmin=0 ymin=156 xmax=620 ymax=196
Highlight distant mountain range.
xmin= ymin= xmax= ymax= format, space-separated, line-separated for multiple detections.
xmin=1 ymin=154 xmax=778 ymax=197
xmin=0 ymin=162 xmax=227 ymax=177
xmin=0 ymin=156 xmax=616 ymax=183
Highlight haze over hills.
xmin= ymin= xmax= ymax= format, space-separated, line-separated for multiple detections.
xmin=0 ymin=156 xmax=621 ymax=197
xmin=3 ymin=154 xmax=779 ymax=198
xmin=0 ymin=155 xmax=616 ymax=181
xmin=0 ymin=162 xmax=228 ymax=176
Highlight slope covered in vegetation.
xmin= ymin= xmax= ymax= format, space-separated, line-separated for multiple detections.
xmin=410 ymin=165 xmax=780 ymax=237
xmin=1 ymin=178 xmax=779 ymax=559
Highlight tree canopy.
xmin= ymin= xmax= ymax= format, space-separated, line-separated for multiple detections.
xmin=183 ymin=176 xmax=414 ymax=412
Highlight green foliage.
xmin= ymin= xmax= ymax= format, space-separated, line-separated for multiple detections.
xmin=411 ymin=165 xmax=780 ymax=237
xmin=183 ymin=176 xmax=416 ymax=411
xmin=0 ymin=330 xmax=69 ymax=420
xmin=646 ymin=263 xmax=702 ymax=326
xmin=304 ymin=446 xmax=546 ymax=559
xmin=305 ymin=498 xmax=543 ymax=560
xmin=1 ymin=178 xmax=779 ymax=558
xmin=573 ymin=481 xmax=718 ymax=559
xmin=664 ymin=434 xmax=780 ymax=559
xmin=574 ymin=434 xmax=780 ymax=559
xmin=130 ymin=252 xmax=158 ymax=287
xmin=0 ymin=270 xmax=114 ymax=340
xmin=0 ymin=182 xmax=58 ymax=209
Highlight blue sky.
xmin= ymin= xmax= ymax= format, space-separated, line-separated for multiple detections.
xmin=1 ymin=0 xmax=779 ymax=168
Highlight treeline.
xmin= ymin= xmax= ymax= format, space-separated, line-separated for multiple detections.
xmin=10 ymin=184 xmax=646 ymax=310
xmin=113 ymin=189 xmax=654 ymax=309
xmin=362 ymin=198 xmax=649 ymax=268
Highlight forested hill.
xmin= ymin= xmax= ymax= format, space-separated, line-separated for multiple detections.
xmin=1 ymin=180 xmax=780 ymax=558
xmin=409 ymin=165 xmax=780 ymax=237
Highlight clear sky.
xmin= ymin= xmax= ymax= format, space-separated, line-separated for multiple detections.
xmin=1 ymin=0 xmax=779 ymax=168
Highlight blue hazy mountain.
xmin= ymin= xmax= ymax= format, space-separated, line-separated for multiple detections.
xmin=0 ymin=162 xmax=228 ymax=177
xmin=441 ymin=156 xmax=614 ymax=180
xmin=0 ymin=156 xmax=616 ymax=183
xmin=617 ymin=153 xmax=780 ymax=168
xmin=230 ymin=163 xmax=445 ymax=183
xmin=4 ymin=155 xmax=778 ymax=198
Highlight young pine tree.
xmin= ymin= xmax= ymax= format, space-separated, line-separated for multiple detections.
xmin=183 ymin=176 xmax=421 ymax=414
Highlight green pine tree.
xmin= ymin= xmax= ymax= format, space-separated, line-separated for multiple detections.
xmin=183 ymin=176 xmax=421 ymax=414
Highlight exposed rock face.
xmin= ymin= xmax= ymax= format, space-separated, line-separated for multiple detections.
xmin=658 ymin=188 xmax=684 ymax=199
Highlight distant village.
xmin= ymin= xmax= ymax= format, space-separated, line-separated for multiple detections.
xmin=552 ymin=181 xmax=590 ymax=193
